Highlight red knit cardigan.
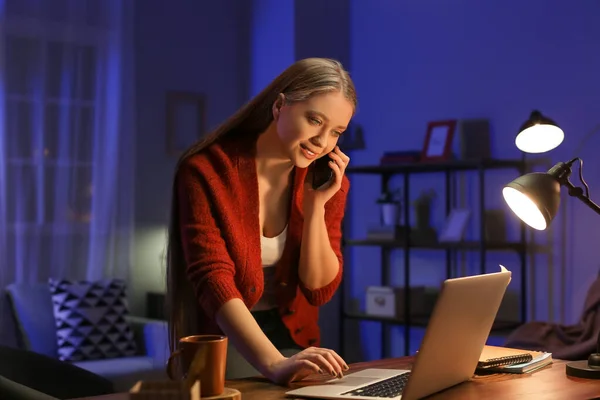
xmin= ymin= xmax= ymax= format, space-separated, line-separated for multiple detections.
xmin=176 ymin=133 xmax=349 ymax=349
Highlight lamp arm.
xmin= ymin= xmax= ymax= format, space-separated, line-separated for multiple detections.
xmin=555 ymin=159 xmax=600 ymax=356
xmin=561 ymin=179 xmax=600 ymax=215
xmin=561 ymin=158 xmax=600 ymax=358
xmin=554 ymin=158 xmax=600 ymax=215
xmin=566 ymin=148 xmax=600 ymax=356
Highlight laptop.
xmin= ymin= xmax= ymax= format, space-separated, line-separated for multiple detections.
xmin=285 ymin=266 xmax=512 ymax=400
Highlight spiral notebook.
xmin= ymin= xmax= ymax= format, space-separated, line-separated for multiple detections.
xmin=477 ymin=345 xmax=552 ymax=372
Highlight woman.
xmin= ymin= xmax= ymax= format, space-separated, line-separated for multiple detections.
xmin=166 ymin=58 xmax=356 ymax=385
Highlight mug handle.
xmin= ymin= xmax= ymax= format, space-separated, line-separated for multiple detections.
xmin=166 ymin=349 xmax=182 ymax=380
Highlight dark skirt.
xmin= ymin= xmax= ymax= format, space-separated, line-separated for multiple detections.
xmin=225 ymin=308 xmax=302 ymax=379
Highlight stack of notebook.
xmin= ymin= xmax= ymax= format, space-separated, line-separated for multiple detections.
xmin=476 ymin=345 xmax=553 ymax=374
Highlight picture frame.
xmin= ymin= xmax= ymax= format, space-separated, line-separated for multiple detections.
xmin=438 ymin=208 xmax=471 ymax=243
xmin=165 ymin=91 xmax=206 ymax=156
xmin=421 ymin=119 xmax=457 ymax=162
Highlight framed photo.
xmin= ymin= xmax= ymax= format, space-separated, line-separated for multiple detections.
xmin=165 ymin=91 xmax=206 ymax=156
xmin=421 ymin=119 xmax=457 ymax=162
xmin=439 ymin=208 xmax=470 ymax=243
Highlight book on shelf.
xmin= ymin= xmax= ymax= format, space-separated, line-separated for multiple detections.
xmin=379 ymin=150 xmax=421 ymax=165
xmin=476 ymin=345 xmax=553 ymax=374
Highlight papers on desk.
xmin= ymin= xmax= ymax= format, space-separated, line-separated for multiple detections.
xmin=477 ymin=345 xmax=553 ymax=374
xmin=488 ymin=352 xmax=552 ymax=373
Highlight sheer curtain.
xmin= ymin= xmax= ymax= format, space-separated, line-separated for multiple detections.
xmin=0 ymin=0 xmax=135 ymax=342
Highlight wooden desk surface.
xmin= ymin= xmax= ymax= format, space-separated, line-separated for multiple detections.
xmin=76 ymin=356 xmax=600 ymax=400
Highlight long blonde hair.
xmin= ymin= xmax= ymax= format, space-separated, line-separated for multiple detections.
xmin=165 ymin=58 xmax=357 ymax=353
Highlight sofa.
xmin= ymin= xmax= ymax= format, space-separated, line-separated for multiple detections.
xmin=0 ymin=344 xmax=115 ymax=399
xmin=5 ymin=282 xmax=170 ymax=392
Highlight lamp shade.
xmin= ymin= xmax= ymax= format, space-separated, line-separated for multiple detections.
xmin=502 ymin=172 xmax=561 ymax=230
xmin=515 ymin=110 xmax=564 ymax=154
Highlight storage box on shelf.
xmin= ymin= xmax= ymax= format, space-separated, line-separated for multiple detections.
xmin=339 ymin=157 xmax=552 ymax=359
xmin=365 ymin=286 xmax=437 ymax=319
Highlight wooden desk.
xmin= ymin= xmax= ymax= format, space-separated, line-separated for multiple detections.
xmin=76 ymin=356 xmax=600 ymax=400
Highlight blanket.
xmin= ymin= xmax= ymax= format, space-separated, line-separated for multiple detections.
xmin=503 ymin=275 xmax=600 ymax=360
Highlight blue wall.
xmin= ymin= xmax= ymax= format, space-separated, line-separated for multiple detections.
xmin=250 ymin=0 xmax=295 ymax=97
xmin=133 ymin=0 xmax=252 ymax=312
xmin=348 ymin=0 xmax=600 ymax=360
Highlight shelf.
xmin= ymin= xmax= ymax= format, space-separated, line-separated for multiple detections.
xmin=344 ymin=238 xmax=551 ymax=253
xmin=343 ymin=311 xmax=521 ymax=333
xmin=345 ymin=158 xmax=549 ymax=175
xmin=338 ymin=157 xmax=543 ymax=358
xmin=344 ymin=238 xmax=528 ymax=252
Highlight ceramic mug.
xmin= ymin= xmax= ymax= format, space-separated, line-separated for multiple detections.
xmin=166 ymin=334 xmax=228 ymax=397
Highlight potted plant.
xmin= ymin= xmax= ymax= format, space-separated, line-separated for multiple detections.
xmin=377 ymin=188 xmax=402 ymax=226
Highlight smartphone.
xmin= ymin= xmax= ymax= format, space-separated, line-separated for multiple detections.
xmin=311 ymin=153 xmax=334 ymax=190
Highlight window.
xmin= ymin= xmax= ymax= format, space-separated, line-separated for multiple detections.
xmin=3 ymin=1 xmax=106 ymax=228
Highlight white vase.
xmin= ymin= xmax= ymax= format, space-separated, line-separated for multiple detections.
xmin=380 ymin=203 xmax=399 ymax=226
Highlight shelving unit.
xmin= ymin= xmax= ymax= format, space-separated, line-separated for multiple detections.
xmin=339 ymin=157 xmax=549 ymax=359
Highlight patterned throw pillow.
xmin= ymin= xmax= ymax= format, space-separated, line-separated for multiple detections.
xmin=48 ymin=278 xmax=138 ymax=362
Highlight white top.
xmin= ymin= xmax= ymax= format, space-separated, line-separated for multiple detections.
xmin=251 ymin=226 xmax=287 ymax=311
xmin=260 ymin=227 xmax=287 ymax=266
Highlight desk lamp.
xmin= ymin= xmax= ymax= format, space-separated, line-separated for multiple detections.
xmin=515 ymin=110 xmax=565 ymax=154
xmin=503 ymin=111 xmax=600 ymax=379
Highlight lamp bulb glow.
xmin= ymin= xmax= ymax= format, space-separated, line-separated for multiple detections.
xmin=515 ymin=124 xmax=564 ymax=154
xmin=502 ymin=187 xmax=547 ymax=230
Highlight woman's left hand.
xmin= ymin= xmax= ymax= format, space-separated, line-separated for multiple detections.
xmin=304 ymin=146 xmax=349 ymax=211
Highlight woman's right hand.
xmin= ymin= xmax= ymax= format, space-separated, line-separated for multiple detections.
xmin=266 ymin=347 xmax=350 ymax=385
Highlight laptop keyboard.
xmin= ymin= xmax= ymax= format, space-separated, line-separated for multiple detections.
xmin=341 ymin=372 xmax=411 ymax=398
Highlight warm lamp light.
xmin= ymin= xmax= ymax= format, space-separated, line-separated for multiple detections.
xmin=508 ymin=110 xmax=600 ymax=378
xmin=502 ymin=172 xmax=561 ymax=231
xmin=505 ymin=121 xmax=600 ymax=378
xmin=515 ymin=110 xmax=564 ymax=154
